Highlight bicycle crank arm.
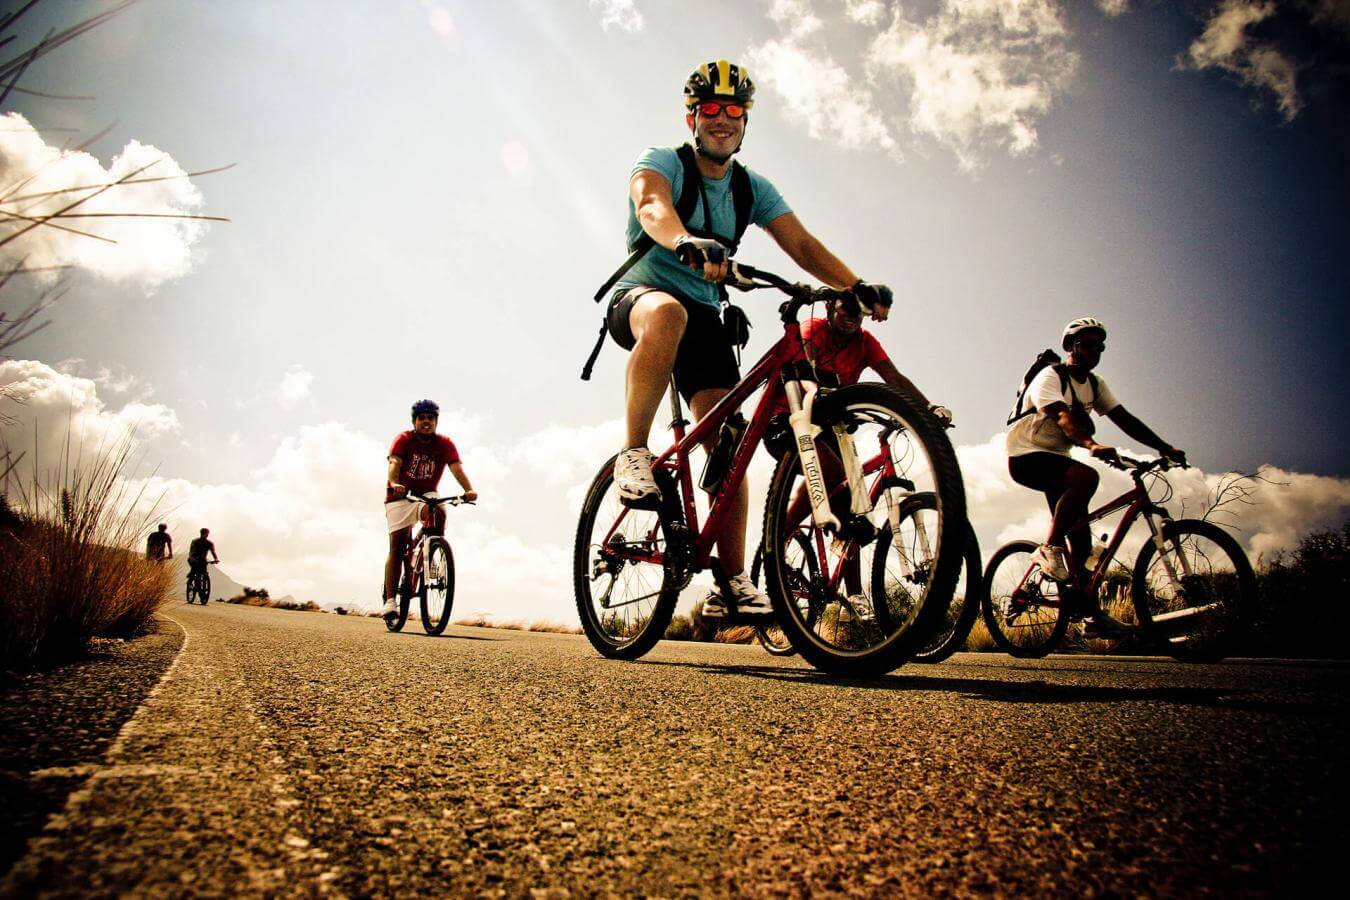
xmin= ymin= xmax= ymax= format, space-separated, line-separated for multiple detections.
xmin=786 ymin=381 xmax=841 ymax=534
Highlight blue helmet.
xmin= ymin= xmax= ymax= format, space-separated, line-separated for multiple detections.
xmin=411 ymin=399 xmax=440 ymax=420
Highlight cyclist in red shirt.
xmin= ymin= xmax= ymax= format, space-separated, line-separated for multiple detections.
xmin=754 ymin=293 xmax=951 ymax=620
xmin=383 ymin=399 xmax=477 ymax=618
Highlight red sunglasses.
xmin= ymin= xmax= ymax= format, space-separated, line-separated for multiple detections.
xmin=696 ymin=100 xmax=746 ymax=119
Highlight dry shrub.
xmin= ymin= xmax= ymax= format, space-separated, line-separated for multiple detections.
xmin=226 ymin=591 xmax=322 ymax=612
xmin=450 ymin=614 xmax=580 ymax=634
xmin=963 ymin=617 xmax=998 ymax=653
xmin=0 ymin=435 xmax=171 ymax=669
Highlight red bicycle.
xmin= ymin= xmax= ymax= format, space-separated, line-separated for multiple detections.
xmin=573 ymin=264 xmax=967 ymax=676
xmin=982 ymin=456 xmax=1256 ymax=660
xmin=386 ymin=492 xmax=472 ymax=635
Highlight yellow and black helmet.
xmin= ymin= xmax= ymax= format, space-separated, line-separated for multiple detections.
xmin=683 ymin=60 xmax=755 ymax=109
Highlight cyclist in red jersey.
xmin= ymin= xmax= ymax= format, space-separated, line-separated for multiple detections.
xmin=383 ymin=399 xmax=478 ymax=618
xmin=765 ymin=291 xmax=951 ymax=528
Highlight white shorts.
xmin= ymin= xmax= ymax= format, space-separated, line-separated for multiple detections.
xmin=385 ymin=497 xmax=423 ymax=534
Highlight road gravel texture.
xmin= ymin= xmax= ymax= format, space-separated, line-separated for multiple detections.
xmin=3 ymin=602 xmax=1345 ymax=897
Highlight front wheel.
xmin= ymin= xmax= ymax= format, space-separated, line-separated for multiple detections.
xmin=762 ymin=383 xmax=966 ymax=676
xmin=420 ymin=538 xmax=455 ymax=635
xmin=1132 ymin=519 xmax=1254 ymax=662
xmin=574 ymin=455 xmax=681 ymax=660
xmin=982 ymin=540 xmax=1069 ymax=658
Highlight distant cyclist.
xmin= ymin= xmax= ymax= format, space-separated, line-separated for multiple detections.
xmin=145 ymin=523 xmax=173 ymax=561
xmin=187 ymin=527 xmax=219 ymax=579
xmin=383 ymin=399 xmax=477 ymax=619
xmin=602 ymin=59 xmax=893 ymax=617
xmin=1006 ymin=318 xmax=1185 ymax=631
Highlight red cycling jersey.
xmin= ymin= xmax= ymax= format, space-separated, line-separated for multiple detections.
xmin=772 ymin=317 xmax=890 ymax=414
xmin=388 ymin=431 xmax=460 ymax=500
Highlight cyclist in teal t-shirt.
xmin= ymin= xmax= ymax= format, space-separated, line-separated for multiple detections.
xmin=602 ymin=59 xmax=895 ymax=617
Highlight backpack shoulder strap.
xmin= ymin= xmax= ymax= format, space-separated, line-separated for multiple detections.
xmin=729 ymin=160 xmax=753 ymax=245
xmin=674 ymin=143 xmax=703 ymax=226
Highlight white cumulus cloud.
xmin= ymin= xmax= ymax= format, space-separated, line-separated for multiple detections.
xmin=589 ymin=0 xmax=645 ymax=33
xmin=276 ymin=364 xmax=314 ymax=410
xmin=0 ymin=113 xmax=209 ymax=289
xmin=866 ymin=0 xmax=1078 ymax=171
xmin=0 ymin=358 xmax=179 ymax=481
xmin=1184 ymin=0 xmax=1302 ymax=121
xmin=746 ymin=2 xmax=901 ymax=158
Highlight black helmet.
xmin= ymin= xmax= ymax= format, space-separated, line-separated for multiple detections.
xmin=684 ymin=60 xmax=755 ymax=110
xmin=411 ymin=399 xmax=440 ymax=420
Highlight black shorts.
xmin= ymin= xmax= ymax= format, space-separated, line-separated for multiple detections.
xmin=188 ymin=558 xmax=209 ymax=575
xmin=1008 ymin=451 xmax=1094 ymax=511
xmin=607 ymin=286 xmax=739 ymax=403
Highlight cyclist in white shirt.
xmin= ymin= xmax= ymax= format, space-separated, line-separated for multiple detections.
xmin=1006 ymin=318 xmax=1185 ymax=625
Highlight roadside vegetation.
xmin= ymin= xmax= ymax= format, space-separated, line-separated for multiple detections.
xmin=0 ymin=440 xmax=170 ymax=670
xmin=226 ymin=586 xmax=322 ymax=613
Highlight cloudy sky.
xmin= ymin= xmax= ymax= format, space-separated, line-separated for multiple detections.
xmin=2 ymin=0 xmax=1347 ymax=620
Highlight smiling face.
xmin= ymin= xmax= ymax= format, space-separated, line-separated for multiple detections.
xmin=690 ymin=103 xmax=746 ymax=161
xmin=826 ymin=295 xmax=864 ymax=338
xmin=413 ymin=412 xmax=438 ymax=436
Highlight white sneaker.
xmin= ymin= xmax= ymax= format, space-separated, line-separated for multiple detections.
xmin=703 ymin=572 xmax=772 ymax=618
xmin=838 ymin=592 xmax=875 ymax=624
xmin=614 ymin=447 xmax=661 ymax=508
xmin=381 ymin=596 xmax=399 ymax=618
xmin=1031 ymin=543 xmax=1071 ymax=582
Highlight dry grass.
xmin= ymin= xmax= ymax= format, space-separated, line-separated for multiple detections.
xmin=226 ymin=592 xmax=322 ymax=613
xmin=0 ymin=434 xmax=171 ymax=669
xmin=452 ymin=613 xmax=583 ymax=635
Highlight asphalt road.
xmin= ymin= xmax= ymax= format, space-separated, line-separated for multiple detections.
xmin=4 ymin=602 xmax=1345 ymax=897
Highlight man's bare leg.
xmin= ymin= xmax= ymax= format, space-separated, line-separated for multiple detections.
xmin=625 ymin=292 xmax=686 ymax=448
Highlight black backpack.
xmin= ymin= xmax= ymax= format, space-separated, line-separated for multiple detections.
xmin=1007 ymin=349 xmax=1097 ymax=425
xmin=580 ymin=143 xmax=754 ymax=380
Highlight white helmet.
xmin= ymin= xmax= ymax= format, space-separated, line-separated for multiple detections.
xmin=1062 ymin=317 xmax=1106 ymax=350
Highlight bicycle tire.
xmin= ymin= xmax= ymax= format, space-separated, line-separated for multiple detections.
xmin=574 ymin=454 xmax=681 ymax=660
xmin=981 ymin=540 xmax=1070 ymax=658
xmin=420 ymin=538 xmax=455 ymax=635
xmin=751 ymin=533 xmax=819 ymax=657
xmin=874 ymin=495 xmax=982 ymax=664
xmin=1131 ymin=518 xmax=1255 ymax=662
xmin=385 ymin=570 xmax=411 ymax=633
xmin=762 ymin=383 xmax=966 ymax=677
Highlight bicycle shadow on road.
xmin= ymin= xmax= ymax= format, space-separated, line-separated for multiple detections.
xmin=637 ymin=659 xmax=1333 ymax=716
xmin=405 ymin=631 xmax=502 ymax=642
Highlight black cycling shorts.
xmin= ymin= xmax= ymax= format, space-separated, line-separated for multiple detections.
xmin=607 ymin=286 xmax=739 ymax=403
xmin=1008 ymin=451 xmax=1096 ymax=511
xmin=188 ymin=558 xmax=209 ymax=574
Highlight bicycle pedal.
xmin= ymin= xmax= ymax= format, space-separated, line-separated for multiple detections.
xmin=619 ymin=492 xmax=663 ymax=512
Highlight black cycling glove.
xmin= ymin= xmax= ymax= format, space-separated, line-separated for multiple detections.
xmin=674 ymin=235 xmax=727 ymax=267
xmin=850 ymin=280 xmax=893 ymax=311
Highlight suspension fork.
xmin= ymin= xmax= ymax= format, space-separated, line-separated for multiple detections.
xmin=1144 ymin=511 xmax=1191 ymax=590
xmin=784 ymin=379 xmax=841 ymax=533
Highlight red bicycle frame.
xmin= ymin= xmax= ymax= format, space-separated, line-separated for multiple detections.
xmin=601 ymin=312 xmax=903 ymax=583
xmin=1010 ymin=473 xmax=1164 ymax=603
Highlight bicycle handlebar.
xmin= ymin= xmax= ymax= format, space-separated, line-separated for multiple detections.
xmin=1111 ymin=455 xmax=1187 ymax=474
xmin=406 ymin=492 xmax=475 ymax=507
xmin=727 ymin=262 xmax=856 ymax=322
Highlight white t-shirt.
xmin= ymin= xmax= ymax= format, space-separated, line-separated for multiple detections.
xmin=1006 ymin=366 xmax=1120 ymax=458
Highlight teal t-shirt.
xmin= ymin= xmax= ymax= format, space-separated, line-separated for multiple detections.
xmin=618 ymin=146 xmax=792 ymax=311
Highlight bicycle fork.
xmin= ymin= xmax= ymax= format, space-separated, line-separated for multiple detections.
xmin=783 ymin=380 xmax=869 ymax=534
